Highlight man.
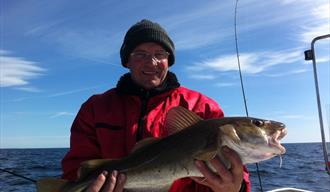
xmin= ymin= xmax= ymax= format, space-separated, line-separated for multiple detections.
xmin=62 ymin=19 xmax=250 ymax=192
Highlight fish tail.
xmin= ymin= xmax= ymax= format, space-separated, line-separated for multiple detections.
xmin=37 ymin=178 xmax=70 ymax=192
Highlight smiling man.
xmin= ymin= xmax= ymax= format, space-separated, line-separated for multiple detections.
xmin=61 ymin=19 xmax=251 ymax=192
xmin=126 ymin=42 xmax=170 ymax=90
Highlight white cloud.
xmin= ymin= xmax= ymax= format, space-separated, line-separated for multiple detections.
xmin=48 ymin=85 xmax=103 ymax=97
xmin=215 ymin=82 xmax=236 ymax=87
xmin=53 ymin=30 xmax=120 ymax=59
xmin=278 ymin=0 xmax=298 ymax=4
xmin=3 ymin=85 xmax=104 ymax=103
xmin=158 ymin=1 xmax=235 ymax=50
xmin=317 ymin=56 xmax=330 ymax=63
xmin=14 ymin=86 xmax=42 ymax=92
xmin=189 ymin=49 xmax=302 ymax=75
xmin=300 ymin=3 xmax=330 ymax=43
xmin=0 ymin=50 xmax=11 ymax=55
xmin=0 ymin=50 xmax=45 ymax=87
xmin=301 ymin=23 xmax=330 ymax=43
xmin=50 ymin=112 xmax=75 ymax=118
xmin=189 ymin=74 xmax=216 ymax=80
xmin=312 ymin=3 xmax=330 ymax=20
xmin=264 ymin=68 xmax=309 ymax=77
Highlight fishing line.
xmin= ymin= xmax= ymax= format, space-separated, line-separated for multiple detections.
xmin=0 ymin=168 xmax=37 ymax=183
xmin=234 ymin=0 xmax=264 ymax=191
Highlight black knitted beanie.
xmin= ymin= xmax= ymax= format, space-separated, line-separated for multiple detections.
xmin=120 ymin=19 xmax=175 ymax=67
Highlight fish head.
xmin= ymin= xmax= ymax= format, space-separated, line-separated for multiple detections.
xmin=219 ymin=117 xmax=287 ymax=164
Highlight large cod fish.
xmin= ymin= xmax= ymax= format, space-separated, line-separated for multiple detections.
xmin=37 ymin=106 xmax=287 ymax=192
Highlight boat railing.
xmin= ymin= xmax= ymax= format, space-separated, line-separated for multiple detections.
xmin=304 ymin=34 xmax=330 ymax=176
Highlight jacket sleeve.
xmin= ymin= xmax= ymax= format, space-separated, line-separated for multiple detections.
xmin=61 ymin=97 xmax=101 ymax=181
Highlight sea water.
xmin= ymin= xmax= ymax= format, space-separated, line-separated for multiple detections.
xmin=0 ymin=143 xmax=329 ymax=192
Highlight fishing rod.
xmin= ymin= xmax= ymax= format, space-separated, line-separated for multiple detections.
xmin=234 ymin=0 xmax=264 ymax=191
xmin=304 ymin=33 xmax=330 ymax=175
xmin=0 ymin=168 xmax=37 ymax=183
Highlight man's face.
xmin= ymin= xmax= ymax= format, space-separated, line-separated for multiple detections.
xmin=126 ymin=42 xmax=169 ymax=90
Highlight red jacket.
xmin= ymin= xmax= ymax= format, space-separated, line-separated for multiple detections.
xmin=62 ymin=73 xmax=250 ymax=191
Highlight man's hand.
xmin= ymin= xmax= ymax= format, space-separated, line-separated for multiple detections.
xmin=86 ymin=170 xmax=126 ymax=192
xmin=191 ymin=146 xmax=244 ymax=192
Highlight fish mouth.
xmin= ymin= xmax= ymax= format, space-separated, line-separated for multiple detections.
xmin=269 ymin=128 xmax=287 ymax=154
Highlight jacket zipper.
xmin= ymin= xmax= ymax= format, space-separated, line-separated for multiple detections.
xmin=136 ymin=91 xmax=149 ymax=141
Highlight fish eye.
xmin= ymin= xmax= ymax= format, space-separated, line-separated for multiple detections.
xmin=252 ymin=119 xmax=264 ymax=127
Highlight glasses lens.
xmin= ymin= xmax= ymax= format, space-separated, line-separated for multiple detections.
xmin=130 ymin=51 xmax=169 ymax=61
xmin=132 ymin=52 xmax=147 ymax=60
xmin=154 ymin=52 xmax=169 ymax=60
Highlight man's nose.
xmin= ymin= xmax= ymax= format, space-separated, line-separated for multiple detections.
xmin=145 ymin=55 xmax=159 ymax=65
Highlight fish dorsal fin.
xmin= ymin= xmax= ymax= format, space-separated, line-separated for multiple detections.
xmin=165 ymin=106 xmax=203 ymax=135
xmin=132 ymin=137 xmax=159 ymax=152
xmin=79 ymin=159 xmax=112 ymax=180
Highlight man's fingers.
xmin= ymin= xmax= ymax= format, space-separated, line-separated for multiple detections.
xmin=209 ymin=156 xmax=231 ymax=181
xmin=193 ymin=147 xmax=245 ymax=191
xmin=87 ymin=171 xmax=108 ymax=192
xmin=113 ymin=174 xmax=126 ymax=192
xmin=194 ymin=160 xmax=220 ymax=185
xmin=102 ymin=170 xmax=118 ymax=192
xmin=222 ymin=146 xmax=243 ymax=178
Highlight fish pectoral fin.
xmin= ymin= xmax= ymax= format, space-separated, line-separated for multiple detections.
xmin=165 ymin=106 xmax=203 ymax=135
xmin=37 ymin=178 xmax=68 ymax=192
xmin=194 ymin=150 xmax=218 ymax=161
xmin=220 ymin=125 xmax=240 ymax=144
xmin=79 ymin=159 xmax=113 ymax=179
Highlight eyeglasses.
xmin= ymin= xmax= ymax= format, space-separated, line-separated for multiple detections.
xmin=130 ymin=51 xmax=170 ymax=62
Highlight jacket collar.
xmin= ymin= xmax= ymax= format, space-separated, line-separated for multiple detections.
xmin=116 ymin=71 xmax=180 ymax=97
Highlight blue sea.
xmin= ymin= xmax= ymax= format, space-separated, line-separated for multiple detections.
xmin=1 ymin=143 xmax=329 ymax=192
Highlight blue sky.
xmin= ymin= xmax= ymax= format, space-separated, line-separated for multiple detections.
xmin=1 ymin=0 xmax=329 ymax=148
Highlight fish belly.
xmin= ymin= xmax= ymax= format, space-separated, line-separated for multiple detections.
xmin=123 ymin=157 xmax=202 ymax=191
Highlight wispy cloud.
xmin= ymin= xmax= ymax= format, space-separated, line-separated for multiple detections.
xmin=163 ymin=0 xmax=309 ymax=50
xmin=160 ymin=1 xmax=233 ymax=50
xmin=189 ymin=74 xmax=217 ymax=80
xmin=13 ymin=86 xmax=43 ymax=93
xmin=215 ymin=82 xmax=236 ymax=87
xmin=300 ymin=3 xmax=330 ymax=43
xmin=264 ymin=68 xmax=309 ymax=77
xmin=0 ymin=50 xmax=45 ymax=88
xmin=51 ymin=29 xmax=121 ymax=60
xmin=188 ymin=49 xmax=302 ymax=76
xmin=316 ymin=56 xmax=330 ymax=63
xmin=48 ymin=85 xmax=103 ymax=98
xmin=5 ymin=85 xmax=103 ymax=103
xmin=18 ymin=2 xmax=126 ymax=61
xmin=50 ymin=112 xmax=75 ymax=118
xmin=166 ymin=0 xmax=329 ymax=50
xmin=301 ymin=24 xmax=330 ymax=43
xmin=311 ymin=3 xmax=329 ymax=20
